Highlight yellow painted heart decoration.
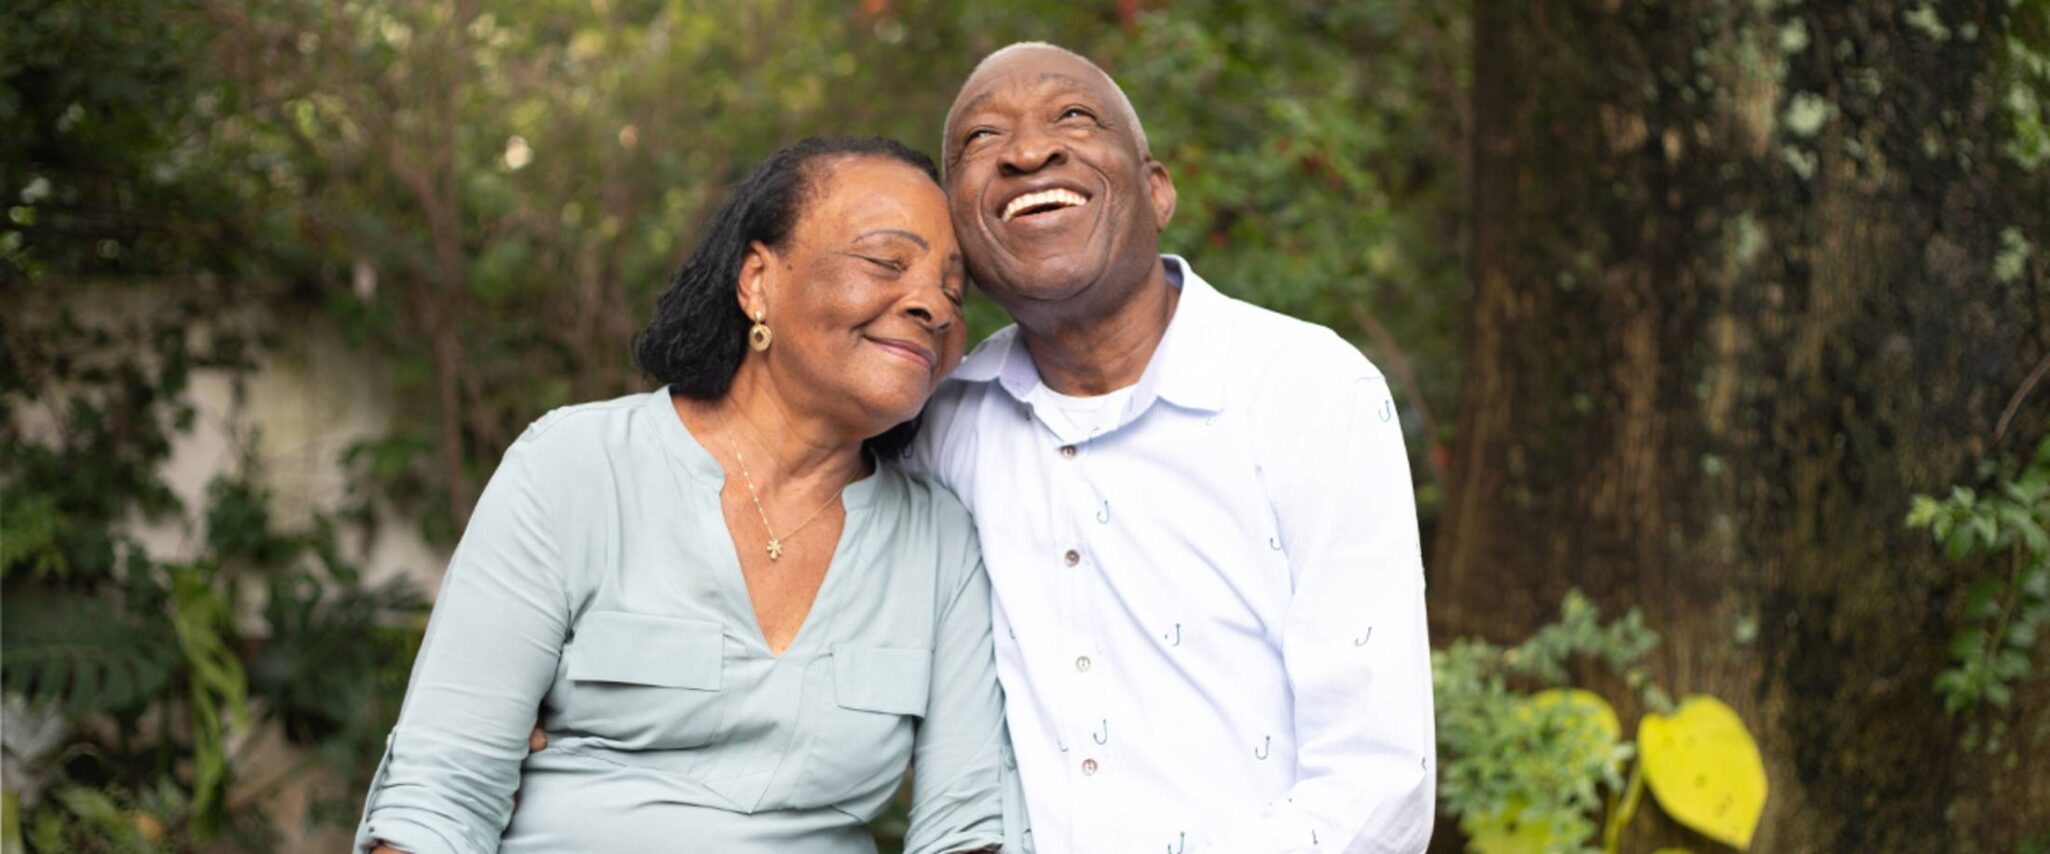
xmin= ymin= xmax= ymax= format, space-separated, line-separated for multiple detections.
xmin=1638 ymin=696 xmax=1767 ymax=849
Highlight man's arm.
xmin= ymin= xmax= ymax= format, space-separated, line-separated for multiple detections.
xmin=1202 ymin=371 xmax=1436 ymax=854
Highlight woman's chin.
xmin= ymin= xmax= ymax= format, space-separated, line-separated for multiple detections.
xmin=838 ymin=387 xmax=931 ymax=438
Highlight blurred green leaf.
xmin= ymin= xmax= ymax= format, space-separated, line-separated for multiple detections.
xmin=0 ymin=592 xmax=177 ymax=715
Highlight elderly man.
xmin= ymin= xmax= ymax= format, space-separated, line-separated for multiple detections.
xmin=906 ymin=42 xmax=1436 ymax=853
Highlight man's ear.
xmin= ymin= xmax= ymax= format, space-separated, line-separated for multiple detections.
xmin=1146 ymin=160 xmax=1177 ymax=232
xmin=737 ymin=240 xmax=775 ymax=318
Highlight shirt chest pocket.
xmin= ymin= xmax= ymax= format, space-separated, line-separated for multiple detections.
xmin=792 ymin=644 xmax=931 ymax=812
xmin=563 ymin=611 xmax=727 ymax=749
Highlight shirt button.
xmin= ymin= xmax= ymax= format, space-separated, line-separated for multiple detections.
xmin=1075 ymin=656 xmax=1092 ymax=672
xmin=1059 ymin=445 xmax=1077 ymax=459
xmin=1081 ymin=758 xmax=1099 ymax=775
xmin=1063 ymin=549 xmax=1081 ymax=566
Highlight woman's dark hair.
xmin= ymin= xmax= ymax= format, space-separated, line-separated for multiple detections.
xmin=634 ymin=136 xmax=942 ymax=459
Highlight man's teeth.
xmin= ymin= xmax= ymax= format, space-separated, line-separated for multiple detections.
xmin=1001 ymin=188 xmax=1089 ymax=222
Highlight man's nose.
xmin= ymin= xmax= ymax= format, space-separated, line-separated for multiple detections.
xmin=998 ymin=127 xmax=1065 ymax=176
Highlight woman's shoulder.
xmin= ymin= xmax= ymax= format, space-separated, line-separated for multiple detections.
xmin=515 ymin=390 xmax=658 ymax=449
xmin=870 ymin=466 xmax=986 ymax=614
xmin=492 ymin=390 xmax=665 ymax=492
xmin=875 ymin=462 xmax=973 ymax=524
xmin=871 ymin=462 xmax=979 ymax=566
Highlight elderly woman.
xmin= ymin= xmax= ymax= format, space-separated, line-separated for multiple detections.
xmin=356 ymin=137 xmax=1017 ymax=853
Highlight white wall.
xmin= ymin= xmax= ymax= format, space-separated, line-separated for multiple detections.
xmin=135 ymin=311 xmax=446 ymax=596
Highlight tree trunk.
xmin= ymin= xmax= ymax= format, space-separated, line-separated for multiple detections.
xmin=1437 ymin=1 xmax=2049 ymax=850
xmin=428 ymin=0 xmax=480 ymax=529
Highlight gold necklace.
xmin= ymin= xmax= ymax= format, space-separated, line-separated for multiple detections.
xmin=720 ymin=415 xmax=842 ymax=561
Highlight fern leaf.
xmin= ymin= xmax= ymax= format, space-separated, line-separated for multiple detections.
xmin=0 ymin=593 xmax=177 ymax=715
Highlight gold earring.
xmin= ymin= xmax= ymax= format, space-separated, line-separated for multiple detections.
xmin=748 ymin=309 xmax=772 ymax=351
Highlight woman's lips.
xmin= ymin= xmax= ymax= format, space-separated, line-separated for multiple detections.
xmin=866 ymin=336 xmax=935 ymax=373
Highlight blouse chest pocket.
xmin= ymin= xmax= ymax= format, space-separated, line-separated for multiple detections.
xmin=563 ymin=610 xmax=727 ymax=749
xmin=792 ymin=644 xmax=931 ymax=813
xmin=833 ymin=645 xmax=931 ymax=716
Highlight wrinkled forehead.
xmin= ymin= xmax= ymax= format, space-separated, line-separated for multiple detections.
xmin=945 ymin=49 xmax=1120 ymax=137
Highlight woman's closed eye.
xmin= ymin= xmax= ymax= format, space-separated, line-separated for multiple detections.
xmin=860 ymin=255 xmax=909 ymax=275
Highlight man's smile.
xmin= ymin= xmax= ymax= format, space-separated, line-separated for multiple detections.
xmin=985 ymin=181 xmax=1100 ymax=251
xmin=1000 ymin=186 xmax=1091 ymax=222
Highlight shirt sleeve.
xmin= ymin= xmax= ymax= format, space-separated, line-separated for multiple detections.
xmin=900 ymin=382 xmax=977 ymax=500
xmin=902 ymin=499 xmax=1024 ymax=854
xmin=1199 ymin=372 xmax=1436 ymax=854
xmin=354 ymin=437 xmax=571 ymax=854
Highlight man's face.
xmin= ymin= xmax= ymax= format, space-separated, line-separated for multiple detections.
xmin=942 ymin=48 xmax=1175 ymax=313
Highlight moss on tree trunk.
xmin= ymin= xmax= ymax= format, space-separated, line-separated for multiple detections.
xmin=1439 ymin=1 xmax=2050 ymax=849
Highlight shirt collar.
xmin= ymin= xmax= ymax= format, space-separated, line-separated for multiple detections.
xmin=644 ymin=386 xmax=880 ymax=509
xmin=1135 ymin=255 xmax=1228 ymax=413
xmin=946 ymin=254 xmax=1228 ymax=415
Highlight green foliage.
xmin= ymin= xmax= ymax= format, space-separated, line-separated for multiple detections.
xmin=1434 ymin=591 xmax=1664 ymax=853
xmin=1435 ymin=592 xmax=1768 ymax=853
xmin=1116 ymin=0 xmax=1468 ymax=426
xmin=0 ymin=593 xmax=179 ymax=715
xmin=1 ymin=307 xmax=427 ymax=849
xmin=0 ymin=491 xmax=66 ymax=577
xmin=2001 ymin=0 xmax=2050 ymax=170
xmin=2 ymin=0 xmax=304 ymax=283
xmin=1907 ymin=435 xmax=2050 ymax=751
xmin=22 ymin=777 xmax=286 ymax=854
xmin=3 ymin=27 xmax=427 ymax=834
xmin=29 ymin=781 xmax=185 ymax=854
xmin=167 ymin=566 xmax=251 ymax=831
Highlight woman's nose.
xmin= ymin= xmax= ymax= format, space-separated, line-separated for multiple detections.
xmin=903 ymin=281 xmax=957 ymax=331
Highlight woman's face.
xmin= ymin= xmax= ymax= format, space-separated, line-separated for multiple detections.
xmin=741 ymin=156 xmax=968 ymax=435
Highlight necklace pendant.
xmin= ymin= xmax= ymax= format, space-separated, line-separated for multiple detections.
xmin=766 ymin=539 xmax=783 ymax=560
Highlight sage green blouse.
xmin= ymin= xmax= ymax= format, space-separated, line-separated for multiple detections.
xmin=354 ymin=388 xmax=1023 ymax=853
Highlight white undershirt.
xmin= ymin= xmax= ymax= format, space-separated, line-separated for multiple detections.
xmin=1035 ymin=383 xmax=1137 ymax=441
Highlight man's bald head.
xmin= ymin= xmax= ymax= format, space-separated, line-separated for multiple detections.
xmin=942 ymin=42 xmax=1151 ymax=168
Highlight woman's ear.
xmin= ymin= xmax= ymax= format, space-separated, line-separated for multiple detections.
xmin=737 ymin=240 xmax=774 ymax=318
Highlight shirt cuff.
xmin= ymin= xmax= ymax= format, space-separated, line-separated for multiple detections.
xmin=355 ymin=807 xmax=473 ymax=854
